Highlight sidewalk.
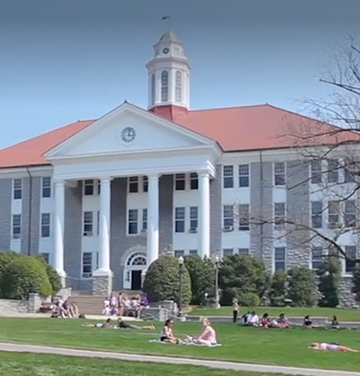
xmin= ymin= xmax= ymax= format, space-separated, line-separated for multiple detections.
xmin=0 ymin=342 xmax=359 ymax=376
xmin=0 ymin=313 xmax=141 ymax=321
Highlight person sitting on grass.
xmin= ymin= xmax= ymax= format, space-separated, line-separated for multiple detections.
xmin=241 ymin=311 xmax=251 ymax=325
xmin=303 ymin=315 xmax=315 ymax=328
xmin=309 ymin=342 xmax=358 ymax=353
xmin=274 ymin=313 xmax=289 ymax=328
xmin=260 ymin=313 xmax=270 ymax=328
xmin=160 ymin=319 xmax=180 ymax=344
xmin=331 ymin=315 xmax=340 ymax=329
xmin=185 ymin=318 xmax=217 ymax=346
xmin=246 ymin=311 xmax=259 ymax=326
xmin=82 ymin=318 xmax=113 ymax=328
xmin=117 ymin=318 xmax=155 ymax=330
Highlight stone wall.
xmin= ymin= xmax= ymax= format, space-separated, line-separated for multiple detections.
xmin=339 ymin=277 xmax=357 ymax=308
xmin=0 ymin=293 xmax=42 ymax=314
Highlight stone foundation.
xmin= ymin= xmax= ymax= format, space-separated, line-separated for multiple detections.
xmin=92 ymin=273 xmax=113 ymax=296
xmin=339 ymin=277 xmax=357 ymax=308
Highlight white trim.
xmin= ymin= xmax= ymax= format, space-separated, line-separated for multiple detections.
xmin=0 ymin=166 xmax=53 ymax=178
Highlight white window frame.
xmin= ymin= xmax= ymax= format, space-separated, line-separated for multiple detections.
xmin=128 ymin=177 xmax=139 ymax=193
xmin=12 ymin=214 xmax=21 ymax=239
xmin=327 ymin=159 xmax=339 ymax=183
xmin=175 ymin=207 xmax=186 ymax=233
xmin=344 ymin=245 xmax=357 ymax=275
xmin=142 ymin=209 xmax=147 ymax=232
xmin=189 ymin=206 xmax=198 ymax=232
xmin=190 ymin=173 xmax=198 ymax=190
xmin=274 ymin=162 xmax=286 ymax=186
xmin=189 ymin=250 xmax=197 ymax=255
xmin=344 ymin=200 xmax=356 ymax=228
xmin=238 ymin=248 xmax=249 ymax=255
xmin=83 ymin=179 xmax=95 ymax=196
xmin=40 ymin=253 xmax=50 ymax=264
xmin=174 ymin=174 xmax=186 ymax=191
xmin=41 ymin=177 xmax=52 ymax=198
xmin=174 ymin=250 xmax=185 ymax=257
xmin=238 ymin=164 xmax=250 ymax=187
xmin=223 ymin=205 xmax=234 ymax=230
xmin=274 ymin=202 xmax=286 ymax=230
xmin=310 ymin=160 xmax=322 ymax=184
xmin=223 ymin=165 xmax=234 ymax=188
xmin=82 ymin=252 xmax=93 ymax=278
xmin=161 ymin=70 xmax=169 ymax=102
xmin=311 ymin=247 xmax=323 ymax=270
xmin=83 ymin=211 xmax=93 ymax=236
xmin=128 ymin=209 xmax=139 ymax=235
xmin=311 ymin=201 xmax=323 ymax=229
xmin=143 ymin=176 xmax=148 ymax=192
xmin=222 ymin=248 xmax=233 ymax=257
xmin=40 ymin=213 xmax=51 ymax=238
xmin=274 ymin=247 xmax=287 ymax=272
xmin=238 ymin=204 xmax=250 ymax=231
xmin=13 ymin=178 xmax=22 ymax=200
xmin=175 ymin=70 xmax=182 ymax=102
xmin=328 ymin=200 xmax=340 ymax=229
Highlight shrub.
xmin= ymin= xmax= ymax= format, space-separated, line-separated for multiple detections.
xmin=269 ymin=270 xmax=287 ymax=306
xmin=183 ymin=255 xmax=215 ymax=305
xmin=33 ymin=254 xmax=62 ymax=296
xmin=0 ymin=251 xmax=23 ymax=297
xmin=143 ymin=255 xmax=192 ymax=305
xmin=287 ymin=266 xmax=316 ymax=307
xmin=317 ymin=256 xmax=341 ymax=307
xmin=352 ymin=264 xmax=360 ymax=302
xmin=1 ymin=256 xmax=52 ymax=299
xmin=238 ymin=292 xmax=260 ymax=307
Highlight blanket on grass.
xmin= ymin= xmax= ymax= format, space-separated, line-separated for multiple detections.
xmin=149 ymin=339 xmax=222 ymax=347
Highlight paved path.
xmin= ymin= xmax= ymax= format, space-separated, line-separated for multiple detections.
xmin=0 ymin=342 xmax=359 ymax=376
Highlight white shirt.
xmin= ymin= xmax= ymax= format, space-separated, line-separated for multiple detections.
xmin=248 ymin=314 xmax=259 ymax=324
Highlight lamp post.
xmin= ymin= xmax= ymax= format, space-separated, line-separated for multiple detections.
xmin=178 ymin=256 xmax=184 ymax=318
xmin=214 ymin=255 xmax=220 ymax=309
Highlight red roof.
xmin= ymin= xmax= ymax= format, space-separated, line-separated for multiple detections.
xmin=0 ymin=104 xmax=358 ymax=169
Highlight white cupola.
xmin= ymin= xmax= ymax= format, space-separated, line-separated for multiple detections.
xmin=146 ymin=30 xmax=191 ymax=110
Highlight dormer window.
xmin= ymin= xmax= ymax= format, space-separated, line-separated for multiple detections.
xmin=161 ymin=71 xmax=168 ymax=102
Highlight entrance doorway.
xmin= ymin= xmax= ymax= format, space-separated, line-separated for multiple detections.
xmin=131 ymin=270 xmax=142 ymax=290
xmin=123 ymin=252 xmax=147 ymax=290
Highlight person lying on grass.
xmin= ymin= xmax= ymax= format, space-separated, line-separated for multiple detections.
xmin=116 ymin=318 xmax=155 ymax=330
xmin=82 ymin=318 xmax=113 ymax=328
xmin=184 ymin=318 xmax=217 ymax=346
xmin=309 ymin=343 xmax=359 ymax=353
xmin=160 ymin=319 xmax=180 ymax=344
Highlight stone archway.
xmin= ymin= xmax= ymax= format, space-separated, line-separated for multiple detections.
xmin=122 ymin=246 xmax=147 ymax=290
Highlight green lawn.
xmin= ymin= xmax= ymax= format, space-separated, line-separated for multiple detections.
xmin=191 ymin=306 xmax=360 ymax=321
xmin=0 ymin=352 xmax=291 ymax=376
xmin=0 ymin=318 xmax=359 ymax=372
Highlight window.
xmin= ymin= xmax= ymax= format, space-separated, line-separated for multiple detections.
xmin=83 ymin=211 xmax=93 ymax=236
xmin=190 ymin=173 xmax=198 ymax=190
xmin=345 ymin=246 xmax=357 ymax=273
xmin=12 ymin=214 xmax=21 ymax=239
xmin=327 ymin=159 xmax=338 ymax=183
xmin=189 ymin=250 xmax=197 ymax=255
xmin=223 ymin=166 xmax=234 ymax=188
xmin=175 ymin=70 xmax=182 ymax=102
xmin=82 ymin=252 xmax=93 ymax=278
xmin=274 ymin=203 xmax=286 ymax=230
xmin=84 ymin=180 xmax=94 ymax=195
xmin=223 ymin=205 xmax=234 ymax=229
xmin=311 ymin=201 xmax=323 ymax=228
xmin=41 ymin=213 xmax=51 ymax=238
xmin=175 ymin=207 xmax=185 ymax=233
xmin=13 ymin=178 xmax=22 ymax=200
xmin=311 ymin=247 xmax=323 ymax=269
xmin=97 ymin=211 xmax=100 ymax=236
xmin=274 ymin=162 xmax=286 ymax=186
xmin=189 ymin=206 xmax=198 ymax=230
xmin=175 ymin=174 xmax=186 ymax=191
xmin=151 ymin=73 xmax=155 ymax=105
xmin=344 ymin=200 xmax=356 ymax=227
xmin=128 ymin=209 xmax=138 ymax=235
xmin=310 ymin=160 xmax=322 ymax=184
xmin=143 ymin=176 xmax=148 ymax=192
xmin=238 ymin=164 xmax=249 ymax=187
xmin=142 ymin=209 xmax=147 ymax=231
xmin=128 ymin=177 xmax=138 ymax=193
xmin=343 ymin=160 xmax=355 ymax=183
xmin=223 ymin=249 xmax=233 ymax=257
xmin=161 ymin=70 xmax=168 ymax=102
xmin=238 ymin=248 xmax=249 ymax=255
xmin=97 ymin=180 xmax=101 ymax=195
xmin=40 ymin=253 xmax=50 ymax=264
xmin=328 ymin=201 xmax=340 ymax=228
xmin=174 ymin=250 xmax=185 ymax=257
xmin=238 ymin=204 xmax=250 ymax=231
xmin=42 ymin=177 xmax=51 ymax=198
xmin=274 ymin=247 xmax=286 ymax=271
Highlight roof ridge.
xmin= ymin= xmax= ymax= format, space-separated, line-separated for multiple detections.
xmin=189 ymin=104 xmax=268 ymax=113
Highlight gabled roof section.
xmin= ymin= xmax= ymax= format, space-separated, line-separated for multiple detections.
xmin=158 ymin=30 xmax=181 ymax=43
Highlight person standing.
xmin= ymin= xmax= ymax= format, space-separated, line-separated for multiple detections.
xmin=232 ymin=298 xmax=239 ymax=323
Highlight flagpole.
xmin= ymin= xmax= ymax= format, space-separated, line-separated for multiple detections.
xmin=162 ymin=15 xmax=172 ymax=30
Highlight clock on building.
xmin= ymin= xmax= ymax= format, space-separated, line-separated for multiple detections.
xmin=162 ymin=47 xmax=169 ymax=54
xmin=121 ymin=127 xmax=136 ymax=143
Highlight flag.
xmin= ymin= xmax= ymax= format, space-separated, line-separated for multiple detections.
xmin=162 ymin=15 xmax=170 ymax=20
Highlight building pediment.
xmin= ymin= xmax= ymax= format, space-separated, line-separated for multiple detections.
xmin=44 ymin=102 xmax=218 ymax=161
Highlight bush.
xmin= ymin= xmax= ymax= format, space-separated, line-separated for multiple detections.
xmin=317 ymin=256 xmax=341 ymax=307
xmin=1 ymin=256 xmax=52 ymax=299
xmin=287 ymin=266 xmax=316 ymax=307
xmin=183 ymin=255 xmax=215 ymax=305
xmin=219 ymin=254 xmax=269 ymax=305
xmin=269 ymin=270 xmax=287 ymax=306
xmin=33 ymin=254 xmax=62 ymax=296
xmin=143 ymin=255 xmax=192 ymax=305
xmin=352 ymin=264 xmax=360 ymax=302
xmin=238 ymin=292 xmax=260 ymax=307
xmin=0 ymin=251 xmax=23 ymax=297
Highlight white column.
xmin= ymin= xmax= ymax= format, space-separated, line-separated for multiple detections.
xmin=95 ymin=177 xmax=112 ymax=274
xmin=54 ymin=180 xmax=65 ymax=277
xmin=147 ymin=174 xmax=160 ymax=267
xmin=198 ymin=172 xmax=211 ymax=259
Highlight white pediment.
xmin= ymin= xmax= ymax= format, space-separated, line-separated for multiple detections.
xmin=45 ymin=103 xmax=216 ymax=159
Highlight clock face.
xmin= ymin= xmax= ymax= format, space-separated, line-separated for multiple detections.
xmin=121 ymin=127 xmax=136 ymax=143
xmin=162 ymin=47 xmax=169 ymax=54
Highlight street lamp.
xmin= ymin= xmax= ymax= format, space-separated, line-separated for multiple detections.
xmin=178 ymin=256 xmax=184 ymax=318
xmin=214 ymin=255 xmax=220 ymax=309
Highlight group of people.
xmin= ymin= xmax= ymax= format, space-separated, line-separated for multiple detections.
xmin=103 ymin=292 xmax=149 ymax=318
xmin=50 ymin=299 xmax=81 ymax=318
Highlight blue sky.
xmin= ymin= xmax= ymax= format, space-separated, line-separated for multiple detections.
xmin=0 ymin=0 xmax=359 ymax=149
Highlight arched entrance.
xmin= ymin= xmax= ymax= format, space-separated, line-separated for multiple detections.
xmin=123 ymin=252 xmax=147 ymax=290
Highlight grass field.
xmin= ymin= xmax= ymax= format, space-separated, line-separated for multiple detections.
xmin=191 ymin=306 xmax=360 ymax=321
xmin=0 ymin=352 xmax=290 ymax=376
xmin=0 ymin=318 xmax=359 ymax=372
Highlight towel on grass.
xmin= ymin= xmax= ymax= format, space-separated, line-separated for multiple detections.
xmin=148 ymin=339 xmax=221 ymax=347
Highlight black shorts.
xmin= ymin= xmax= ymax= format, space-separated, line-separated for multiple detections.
xmin=160 ymin=336 xmax=169 ymax=342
